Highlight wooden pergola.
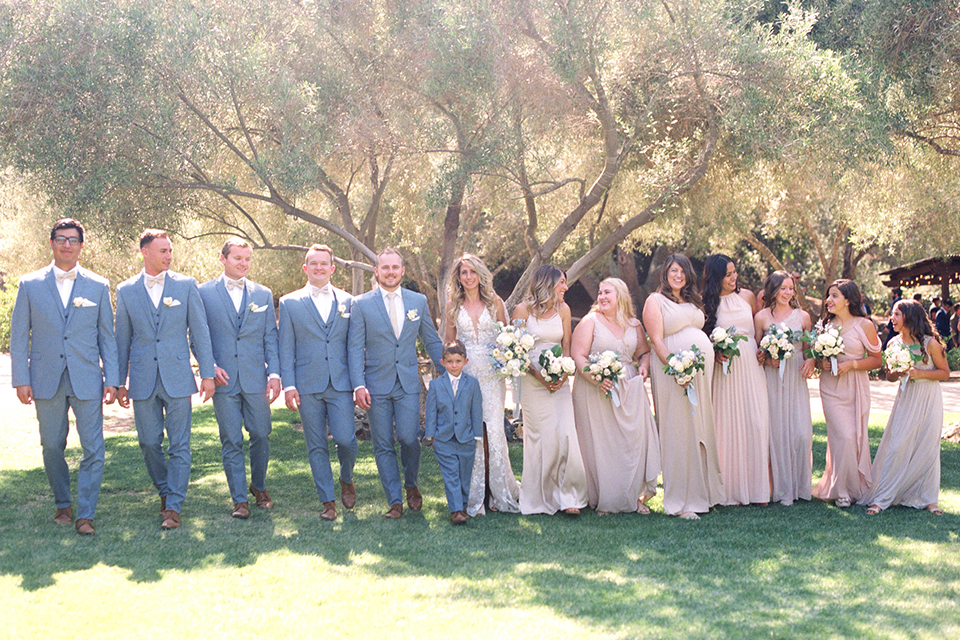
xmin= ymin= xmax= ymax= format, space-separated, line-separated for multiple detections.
xmin=879 ymin=256 xmax=960 ymax=300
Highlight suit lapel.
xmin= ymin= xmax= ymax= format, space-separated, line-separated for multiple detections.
xmin=133 ymin=273 xmax=158 ymax=332
xmin=64 ymin=271 xmax=89 ymax=329
xmin=43 ymin=268 xmax=66 ymax=322
xmin=238 ymin=281 xmax=252 ymax=327
xmin=301 ymin=289 xmax=326 ymax=331
xmin=372 ymin=289 xmax=393 ymax=336
xmin=398 ymin=289 xmax=413 ymax=339
xmin=157 ymin=274 xmax=174 ymax=333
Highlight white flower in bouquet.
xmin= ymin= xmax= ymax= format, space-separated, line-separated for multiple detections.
xmin=490 ymin=321 xmax=535 ymax=378
xmin=760 ymin=323 xmax=796 ymax=361
xmin=883 ymin=341 xmax=923 ymax=390
xmin=710 ymin=325 xmax=747 ymax=375
xmin=539 ymin=344 xmax=574 ymax=384
xmin=804 ymin=321 xmax=845 ymax=375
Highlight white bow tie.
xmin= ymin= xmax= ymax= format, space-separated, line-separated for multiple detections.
xmin=145 ymin=274 xmax=165 ymax=289
xmin=55 ymin=271 xmax=76 ymax=283
xmin=225 ymin=278 xmax=244 ymax=291
xmin=311 ymin=285 xmax=331 ymax=297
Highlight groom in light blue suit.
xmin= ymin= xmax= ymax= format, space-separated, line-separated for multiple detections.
xmin=278 ymin=244 xmax=357 ymax=521
xmin=198 ymin=238 xmax=281 ymax=520
xmin=348 ymin=248 xmax=443 ymax=518
xmin=115 ymin=229 xmax=215 ymax=530
xmin=10 ymin=219 xmax=119 ymax=535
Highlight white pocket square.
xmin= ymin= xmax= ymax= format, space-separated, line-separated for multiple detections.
xmin=162 ymin=297 xmax=182 ymax=307
xmin=72 ymin=297 xmax=97 ymax=308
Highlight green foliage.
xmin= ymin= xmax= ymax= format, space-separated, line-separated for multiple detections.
xmin=948 ymin=347 xmax=960 ymax=372
xmin=0 ymin=280 xmax=16 ymax=353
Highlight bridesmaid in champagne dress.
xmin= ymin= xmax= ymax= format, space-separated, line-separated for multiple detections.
xmin=513 ymin=265 xmax=587 ymax=515
xmin=754 ymin=271 xmax=814 ymax=506
xmin=809 ymin=279 xmax=882 ymax=508
xmin=862 ymin=299 xmax=948 ymax=515
xmin=643 ymin=254 xmax=725 ymax=520
xmin=571 ymin=278 xmax=660 ymax=514
xmin=702 ymin=255 xmax=770 ymax=506
xmin=444 ymin=254 xmax=521 ymax=515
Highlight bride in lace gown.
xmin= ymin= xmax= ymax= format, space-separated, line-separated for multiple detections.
xmin=444 ymin=254 xmax=521 ymax=515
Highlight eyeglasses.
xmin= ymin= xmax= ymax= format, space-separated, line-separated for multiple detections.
xmin=52 ymin=236 xmax=82 ymax=246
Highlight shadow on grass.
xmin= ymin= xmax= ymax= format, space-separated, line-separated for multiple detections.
xmin=2 ymin=408 xmax=960 ymax=637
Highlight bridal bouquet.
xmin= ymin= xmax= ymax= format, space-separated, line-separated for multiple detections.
xmin=491 ymin=320 xmax=536 ymax=417
xmin=583 ymin=350 xmax=626 ymax=406
xmin=883 ymin=341 xmax=923 ymax=391
xmin=663 ymin=345 xmax=706 ymax=412
xmin=805 ymin=321 xmax=845 ymax=376
xmin=539 ymin=344 xmax=577 ymax=386
xmin=759 ymin=323 xmax=797 ymax=380
xmin=490 ymin=321 xmax=536 ymax=378
xmin=709 ymin=326 xmax=748 ymax=375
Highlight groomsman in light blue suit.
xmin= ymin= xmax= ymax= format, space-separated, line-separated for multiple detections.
xmin=10 ymin=219 xmax=119 ymax=535
xmin=348 ymin=247 xmax=444 ymax=518
xmin=115 ymin=229 xmax=215 ymax=530
xmin=198 ymin=238 xmax=281 ymax=520
xmin=279 ymin=244 xmax=357 ymax=521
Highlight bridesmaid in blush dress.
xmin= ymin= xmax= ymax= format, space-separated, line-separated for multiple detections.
xmin=702 ymin=255 xmax=770 ymax=506
xmin=444 ymin=254 xmax=521 ymax=515
xmin=809 ymin=279 xmax=882 ymax=508
xmin=643 ymin=254 xmax=725 ymax=520
xmin=862 ymin=299 xmax=948 ymax=515
xmin=513 ymin=265 xmax=587 ymax=516
xmin=754 ymin=271 xmax=814 ymax=506
xmin=571 ymin=278 xmax=660 ymax=514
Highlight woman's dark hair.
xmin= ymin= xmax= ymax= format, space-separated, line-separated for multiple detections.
xmin=821 ymin=279 xmax=867 ymax=324
xmin=656 ymin=254 xmax=702 ymax=308
xmin=894 ymin=299 xmax=943 ymax=361
xmin=701 ymin=254 xmax=737 ymax=335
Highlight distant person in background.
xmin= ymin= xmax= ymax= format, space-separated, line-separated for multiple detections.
xmin=951 ymin=303 xmax=960 ymax=350
xmin=936 ymin=298 xmax=953 ymax=348
xmin=930 ymin=296 xmax=941 ymax=321
xmin=883 ymin=288 xmax=902 ymax=349
xmin=913 ymin=293 xmax=923 ymax=304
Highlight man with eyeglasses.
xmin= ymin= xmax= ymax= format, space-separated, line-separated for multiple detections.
xmin=115 ymin=229 xmax=215 ymax=530
xmin=10 ymin=219 xmax=120 ymax=535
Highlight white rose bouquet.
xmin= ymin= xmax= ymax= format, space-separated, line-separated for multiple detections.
xmin=583 ymin=350 xmax=626 ymax=406
xmin=490 ymin=320 xmax=537 ymax=417
xmin=539 ymin=344 xmax=576 ymax=387
xmin=805 ymin=321 xmax=845 ymax=376
xmin=709 ymin=326 xmax=748 ymax=375
xmin=759 ymin=323 xmax=797 ymax=381
xmin=882 ymin=341 xmax=923 ymax=391
xmin=662 ymin=345 xmax=706 ymax=412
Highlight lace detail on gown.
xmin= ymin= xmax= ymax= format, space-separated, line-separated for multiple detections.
xmin=456 ymin=306 xmax=520 ymax=514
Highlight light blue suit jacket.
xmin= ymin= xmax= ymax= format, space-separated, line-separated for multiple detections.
xmin=425 ymin=373 xmax=483 ymax=444
xmin=278 ymin=285 xmax=352 ymax=394
xmin=115 ymin=270 xmax=215 ymax=400
xmin=10 ymin=265 xmax=119 ymax=400
xmin=347 ymin=287 xmax=443 ymax=395
xmin=198 ymin=275 xmax=279 ymax=396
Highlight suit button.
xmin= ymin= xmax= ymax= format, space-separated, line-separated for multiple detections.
xmin=60 ymin=354 xmax=64 ymax=358
xmin=154 ymin=357 xmax=158 ymax=361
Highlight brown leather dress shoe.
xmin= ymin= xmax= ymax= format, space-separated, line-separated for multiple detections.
xmin=384 ymin=503 xmax=403 ymax=519
xmin=161 ymin=509 xmax=181 ymax=530
xmin=320 ymin=501 xmax=337 ymax=521
xmin=232 ymin=502 xmax=250 ymax=519
xmin=75 ymin=518 xmax=95 ymax=535
xmin=249 ymin=484 xmax=273 ymax=509
xmin=340 ymin=480 xmax=357 ymax=509
xmin=53 ymin=506 xmax=72 ymax=525
xmin=450 ymin=511 xmax=467 ymax=525
xmin=405 ymin=486 xmax=423 ymax=511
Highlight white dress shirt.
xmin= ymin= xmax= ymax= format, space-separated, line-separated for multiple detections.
xmin=52 ymin=264 xmax=77 ymax=308
xmin=143 ymin=270 xmax=166 ymax=308
xmin=225 ymin=277 xmax=245 ymax=313
xmin=310 ymin=284 xmax=335 ymax=322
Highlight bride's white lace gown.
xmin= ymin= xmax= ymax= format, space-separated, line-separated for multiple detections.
xmin=456 ymin=306 xmax=521 ymax=514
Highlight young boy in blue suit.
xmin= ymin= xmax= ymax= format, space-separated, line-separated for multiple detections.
xmin=424 ymin=340 xmax=483 ymax=525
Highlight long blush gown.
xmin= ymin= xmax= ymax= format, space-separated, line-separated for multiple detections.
xmin=859 ymin=336 xmax=943 ymax=510
xmin=812 ymin=319 xmax=880 ymax=504
xmin=648 ymin=293 xmax=725 ymax=515
xmin=456 ymin=305 xmax=521 ymax=515
xmin=571 ymin=315 xmax=660 ymax=513
xmin=519 ymin=313 xmax=588 ymax=515
xmin=765 ymin=308 xmax=813 ymax=504
xmin=712 ymin=293 xmax=770 ymax=505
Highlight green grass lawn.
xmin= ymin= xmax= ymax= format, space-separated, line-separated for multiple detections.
xmin=3 ymin=406 xmax=959 ymax=639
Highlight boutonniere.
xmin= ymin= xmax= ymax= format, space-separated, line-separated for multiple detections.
xmin=248 ymin=302 xmax=268 ymax=313
xmin=162 ymin=297 xmax=181 ymax=307
xmin=406 ymin=309 xmax=419 ymax=322
xmin=338 ymin=303 xmax=350 ymax=318
xmin=72 ymin=297 xmax=97 ymax=308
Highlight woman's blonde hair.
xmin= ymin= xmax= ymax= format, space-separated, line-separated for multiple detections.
xmin=446 ymin=254 xmax=498 ymax=322
xmin=589 ymin=277 xmax=636 ymax=329
xmin=525 ymin=265 xmax=565 ymax=317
